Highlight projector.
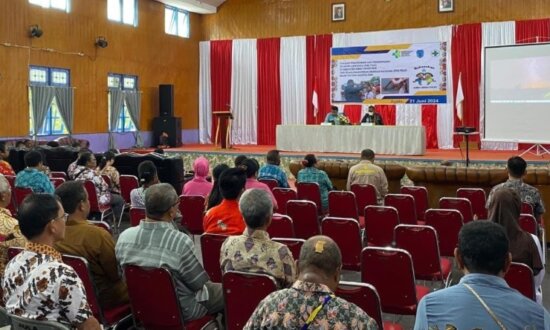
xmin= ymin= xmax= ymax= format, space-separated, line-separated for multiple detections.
xmin=455 ymin=126 xmax=476 ymax=133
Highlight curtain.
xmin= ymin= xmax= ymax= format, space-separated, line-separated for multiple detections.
xmin=422 ymin=105 xmax=438 ymax=148
xmin=306 ymin=36 xmax=315 ymax=124
xmin=280 ymin=36 xmax=307 ymax=125
xmin=516 ymin=18 xmax=550 ymax=44
xmin=54 ymin=87 xmax=74 ymax=135
xmin=210 ymin=40 xmax=233 ymax=144
xmin=199 ymin=41 xmax=212 ymax=144
xmin=343 ymin=104 xmax=362 ymax=124
xmin=125 ymin=91 xmax=143 ymax=147
xmin=376 ymin=105 xmax=396 ymax=126
xmin=437 ymin=104 xmax=454 ymax=149
xmin=396 ymin=104 xmax=421 ymax=126
xmin=312 ymin=35 xmax=333 ymax=124
xmin=257 ymin=38 xmax=281 ymax=145
xmin=108 ymin=89 xmax=125 ymax=150
xmin=231 ymin=39 xmax=258 ymax=144
xmin=30 ymin=85 xmax=55 ymax=139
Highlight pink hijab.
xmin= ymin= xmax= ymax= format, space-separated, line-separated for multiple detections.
xmin=182 ymin=157 xmax=213 ymax=197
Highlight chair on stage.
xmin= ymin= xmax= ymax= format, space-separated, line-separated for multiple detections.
xmin=272 ymin=188 xmax=297 ymax=215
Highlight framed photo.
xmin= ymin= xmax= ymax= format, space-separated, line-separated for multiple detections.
xmin=438 ymin=0 xmax=454 ymax=12
xmin=332 ymin=3 xmax=345 ymax=22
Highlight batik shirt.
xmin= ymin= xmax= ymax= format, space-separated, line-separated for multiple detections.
xmin=486 ymin=178 xmax=545 ymax=219
xmin=99 ymin=165 xmax=121 ymax=194
xmin=73 ymin=165 xmax=111 ymax=206
xmin=258 ymin=164 xmax=290 ymax=188
xmin=220 ymin=229 xmax=296 ymax=288
xmin=245 ymin=280 xmax=378 ymax=329
xmin=0 ymin=208 xmax=26 ymax=277
xmin=297 ymin=167 xmax=333 ymax=211
xmin=2 ymin=242 xmax=92 ymax=326
xmin=15 ymin=167 xmax=54 ymax=194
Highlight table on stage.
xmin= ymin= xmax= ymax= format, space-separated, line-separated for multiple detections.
xmin=276 ymin=125 xmax=426 ymax=155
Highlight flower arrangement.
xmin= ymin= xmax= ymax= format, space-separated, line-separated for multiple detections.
xmin=336 ymin=114 xmax=350 ymax=125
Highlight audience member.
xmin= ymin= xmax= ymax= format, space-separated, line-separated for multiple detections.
xmin=414 ymin=221 xmax=550 ymax=329
xmin=68 ymin=148 xmax=91 ymax=180
xmin=98 ymin=150 xmax=121 ymax=194
xmin=245 ymin=235 xmax=377 ymax=329
xmin=242 ymin=158 xmax=278 ymax=210
xmin=116 ymin=183 xmax=224 ymax=322
xmin=258 ymin=149 xmax=289 ymax=188
xmin=296 ymin=154 xmax=333 ymax=211
xmin=182 ymin=156 xmax=213 ymax=197
xmin=234 ymin=155 xmax=247 ymax=167
xmin=15 ymin=150 xmax=54 ymax=194
xmin=14 ymin=141 xmax=26 ymax=150
xmin=54 ymin=181 xmax=129 ymax=309
xmin=3 ymin=193 xmax=100 ymax=329
xmin=220 ymin=189 xmax=296 ymax=287
xmin=206 ymin=164 xmax=230 ymax=210
xmin=0 ymin=174 xmax=26 ymax=277
xmin=203 ymin=167 xmax=246 ymax=235
xmin=346 ymin=149 xmax=388 ymax=204
xmin=130 ymin=160 xmax=159 ymax=208
xmin=0 ymin=142 xmax=15 ymax=176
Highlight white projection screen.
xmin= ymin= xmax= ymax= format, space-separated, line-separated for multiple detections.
xmin=485 ymin=43 xmax=550 ymax=143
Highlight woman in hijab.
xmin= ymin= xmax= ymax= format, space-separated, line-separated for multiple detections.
xmin=182 ymin=156 xmax=213 ymax=197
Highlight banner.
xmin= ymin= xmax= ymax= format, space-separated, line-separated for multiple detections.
xmin=331 ymin=42 xmax=448 ymax=104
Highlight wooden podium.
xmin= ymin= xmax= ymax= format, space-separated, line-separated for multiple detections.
xmin=213 ymin=111 xmax=233 ymax=149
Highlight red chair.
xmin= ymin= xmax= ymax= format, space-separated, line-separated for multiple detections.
xmin=519 ymin=213 xmax=537 ymax=235
xmin=361 ymin=247 xmax=430 ymax=315
xmin=129 ymin=207 xmax=146 ymax=227
xmin=13 ymin=187 xmax=33 ymax=210
xmin=222 ymin=271 xmax=278 ymax=330
xmin=258 ymin=178 xmax=278 ymax=190
xmin=296 ymin=182 xmax=323 ymax=213
xmin=400 ymin=186 xmax=429 ymax=221
xmin=179 ymin=195 xmax=206 ymax=235
xmin=521 ymin=202 xmax=536 ymax=218
xmin=424 ymin=209 xmax=463 ymax=257
xmin=328 ymin=191 xmax=359 ymax=220
xmin=384 ymin=194 xmax=418 ymax=225
xmin=272 ymin=238 xmax=305 ymax=260
xmin=87 ymin=220 xmax=112 ymax=234
xmin=504 ymin=262 xmax=535 ymax=301
xmin=394 ymin=225 xmax=451 ymax=283
xmin=119 ymin=175 xmax=139 ymax=204
xmin=7 ymin=246 xmax=23 ymax=260
xmin=50 ymin=171 xmax=68 ymax=180
xmin=336 ymin=281 xmax=403 ymax=330
xmin=439 ymin=197 xmax=474 ymax=223
xmin=50 ymin=177 xmax=66 ymax=188
xmin=272 ymin=188 xmax=297 ymax=215
xmin=457 ymin=188 xmax=488 ymax=219
xmin=321 ymin=217 xmax=362 ymax=271
xmin=267 ymin=214 xmax=295 ymax=238
xmin=83 ymin=180 xmax=113 ymax=223
xmin=101 ymin=175 xmax=112 ymax=188
xmin=124 ymin=265 xmax=216 ymax=330
xmin=286 ymin=200 xmax=320 ymax=240
xmin=200 ymin=233 xmax=229 ymax=283
xmin=364 ymin=205 xmax=399 ymax=247
xmin=351 ymin=183 xmax=377 ymax=217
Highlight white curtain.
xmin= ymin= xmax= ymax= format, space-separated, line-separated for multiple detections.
xmin=199 ymin=41 xmax=212 ymax=144
xmin=230 ymin=39 xmax=258 ymax=144
xmin=280 ymin=36 xmax=307 ymax=125
xmin=396 ymin=104 xmax=422 ymax=126
xmin=437 ymin=104 xmax=454 ymax=149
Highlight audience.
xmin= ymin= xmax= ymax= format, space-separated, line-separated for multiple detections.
xmin=130 ymin=160 xmax=159 ymax=208
xmin=220 ymin=189 xmax=296 ymax=288
xmin=296 ymin=154 xmax=333 ymax=211
xmin=234 ymin=155 xmax=247 ymax=167
xmin=68 ymin=148 xmax=91 ymax=180
xmin=203 ymin=167 xmax=246 ymax=235
xmin=15 ymin=150 xmax=54 ymax=194
xmin=206 ymin=164 xmax=230 ymax=210
xmin=54 ymin=181 xmax=129 ymax=309
xmin=414 ymin=221 xmax=550 ymax=329
xmin=182 ymin=156 xmax=213 ymax=197
xmin=346 ymin=149 xmax=388 ymax=204
xmin=2 ymin=193 xmax=100 ymax=329
xmin=245 ymin=235 xmax=377 ymax=329
xmin=98 ymin=150 xmax=121 ymax=194
xmin=258 ymin=150 xmax=289 ymax=188
xmin=242 ymin=158 xmax=278 ymax=210
xmin=0 ymin=142 xmax=15 ymax=176
xmin=116 ymin=183 xmax=224 ymax=322
xmin=0 ymin=174 xmax=26 ymax=277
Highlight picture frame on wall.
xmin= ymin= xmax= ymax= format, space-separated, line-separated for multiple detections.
xmin=438 ymin=0 xmax=454 ymax=12
xmin=332 ymin=3 xmax=345 ymax=22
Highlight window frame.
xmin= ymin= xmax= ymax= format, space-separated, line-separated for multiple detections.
xmin=108 ymin=73 xmax=138 ymax=133
xmin=28 ymin=0 xmax=71 ymax=12
xmin=107 ymin=0 xmax=138 ymax=27
xmin=164 ymin=5 xmax=190 ymax=38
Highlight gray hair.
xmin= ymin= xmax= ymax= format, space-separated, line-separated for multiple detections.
xmin=239 ymin=189 xmax=273 ymax=229
xmin=0 ymin=175 xmax=9 ymax=193
xmin=144 ymin=183 xmax=178 ymax=217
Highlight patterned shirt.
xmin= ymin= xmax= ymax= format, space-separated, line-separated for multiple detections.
xmin=67 ymin=161 xmax=77 ymax=180
xmin=486 ymin=178 xmax=546 ymax=219
xmin=0 ymin=160 xmax=15 ymax=176
xmin=73 ymin=165 xmax=111 ymax=206
xmin=203 ymin=199 xmax=245 ymax=235
xmin=297 ymin=167 xmax=333 ymax=211
xmin=2 ymin=242 xmax=92 ymax=326
xmin=99 ymin=165 xmax=121 ymax=194
xmin=0 ymin=208 xmax=26 ymax=277
xmin=346 ymin=160 xmax=388 ymax=204
xmin=258 ymin=164 xmax=290 ymax=188
xmin=245 ymin=280 xmax=378 ymax=329
xmin=220 ymin=229 xmax=296 ymax=288
xmin=15 ymin=167 xmax=54 ymax=194
xmin=115 ymin=221 xmax=211 ymax=321
xmin=130 ymin=187 xmax=146 ymax=208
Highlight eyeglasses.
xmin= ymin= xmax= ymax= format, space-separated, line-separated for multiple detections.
xmin=51 ymin=213 xmax=69 ymax=223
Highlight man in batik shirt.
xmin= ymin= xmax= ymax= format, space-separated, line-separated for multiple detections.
xmin=0 ymin=174 xmax=26 ymax=277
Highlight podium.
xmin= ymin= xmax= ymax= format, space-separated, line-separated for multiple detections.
xmin=213 ymin=111 xmax=233 ymax=149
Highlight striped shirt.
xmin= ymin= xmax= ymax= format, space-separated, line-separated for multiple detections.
xmin=115 ymin=221 xmax=210 ymax=321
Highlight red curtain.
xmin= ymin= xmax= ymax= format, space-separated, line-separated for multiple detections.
xmin=421 ymin=105 xmax=438 ymax=148
xmin=307 ymin=35 xmax=333 ymax=125
xmin=376 ymin=105 xmax=396 ymax=126
xmin=451 ymin=23 xmax=482 ymax=146
xmin=343 ymin=105 xmax=362 ymax=124
xmin=516 ymin=18 xmax=550 ymax=44
xmin=210 ymin=40 xmax=233 ymax=142
xmin=257 ymin=38 xmax=281 ymax=145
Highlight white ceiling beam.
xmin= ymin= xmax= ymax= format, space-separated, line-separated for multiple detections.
xmin=154 ymin=0 xmax=219 ymax=14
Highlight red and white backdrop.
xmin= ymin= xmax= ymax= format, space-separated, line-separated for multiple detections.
xmin=199 ymin=18 xmax=550 ymax=150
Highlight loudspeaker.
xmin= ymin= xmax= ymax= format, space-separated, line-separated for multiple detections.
xmin=159 ymin=84 xmax=174 ymax=117
xmin=153 ymin=117 xmax=182 ymax=147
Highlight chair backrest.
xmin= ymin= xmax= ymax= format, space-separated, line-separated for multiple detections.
xmin=364 ymin=205 xmax=399 ymax=247
xmin=123 ymin=265 xmax=185 ymax=329
xmin=504 ymin=262 xmax=536 ymax=301
xmin=328 ymin=191 xmax=358 ymax=220
xmin=10 ymin=314 xmax=70 ymax=330
xmin=13 ymin=187 xmax=33 ymax=210
xmin=424 ymin=208 xmax=463 ymax=257
xmin=350 ymin=183 xmax=377 ymax=217
xmin=400 ymin=186 xmax=429 ymax=221
xmin=272 ymin=188 xmax=297 ymax=215
xmin=50 ymin=177 xmax=66 ymax=188
xmin=258 ymin=178 xmax=278 ymax=190
xmin=267 ymin=214 xmax=295 ymax=238
xmin=457 ymin=188 xmax=487 ymax=219
xmin=129 ymin=207 xmax=146 ymax=227
xmin=119 ymin=175 xmax=139 ymax=204
xmin=439 ymin=197 xmax=474 ymax=223
xmin=271 ymin=238 xmax=305 ymax=260
xmin=384 ymin=194 xmax=417 ymax=225
xmin=200 ymin=233 xmax=229 ymax=282
xmin=179 ymin=195 xmax=206 ymax=235
xmin=83 ymin=180 xmax=103 ymax=213
xmin=286 ymin=200 xmax=320 ymax=240
xmin=87 ymin=220 xmax=112 ymax=234
xmin=296 ymin=182 xmax=323 ymax=213
xmin=519 ymin=213 xmax=537 ymax=235
xmin=49 ymin=171 xmax=68 ymax=180
xmin=101 ymin=174 xmax=112 ymax=188
xmin=222 ymin=271 xmax=278 ymax=330
xmin=521 ymin=202 xmax=535 ymax=217
xmin=336 ymin=281 xmax=384 ymax=329
xmin=361 ymin=247 xmax=419 ymax=315
xmin=321 ymin=217 xmax=362 ymax=270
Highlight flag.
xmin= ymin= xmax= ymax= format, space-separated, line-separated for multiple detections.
xmin=312 ymin=80 xmax=319 ymax=118
xmin=455 ymin=73 xmax=464 ymax=122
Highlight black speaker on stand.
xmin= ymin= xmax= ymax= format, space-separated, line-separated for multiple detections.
xmin=159 ymin=84 xmax=174 ymax=117
xmin=154 ymin=84 xmax=181 ymax=147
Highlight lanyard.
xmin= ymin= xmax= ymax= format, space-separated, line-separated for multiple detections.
xmin=301 ymin=294 xmax=335 ymax=330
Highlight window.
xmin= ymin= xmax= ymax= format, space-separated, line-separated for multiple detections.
xmin=29 ymin=66 xmax=70 ymax=136
xmin=165 ymin=6 xmax=189 ymax=38
xmin=108 ymin=0 xmax=137 ymax=26
xmin=108 ymin=73 xmax=138 ymax=133
xmin=29 ymin=0 xmax=70 ymax=12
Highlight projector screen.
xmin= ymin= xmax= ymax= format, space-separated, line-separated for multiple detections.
xmin=485 ymin=43 xmax=550 ymax=143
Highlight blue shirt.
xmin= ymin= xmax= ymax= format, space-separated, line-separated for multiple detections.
xmin=414 ymin=273 xmax=550 ymax=330
xmin=258 ymin=164 xmax=289 ymax=188
xmin=296 ymin=167 xmax=333 ymax=211
xmin=15 ymin=168 xmax=54 ymax=194
xmin=324 ymin=113 xmax=339 ymax=124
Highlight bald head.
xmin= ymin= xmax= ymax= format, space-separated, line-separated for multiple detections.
xmin=298 ymin=235 xmax=342 ymax=277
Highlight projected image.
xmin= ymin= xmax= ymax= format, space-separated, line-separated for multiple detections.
xmin=381 ymin=77 xmax=409 ymax=94
xmin=339 ymin=77 xmax=380 ymax=102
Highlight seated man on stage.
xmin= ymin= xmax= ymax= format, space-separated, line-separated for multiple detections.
xmin=324 ymin=106 xmax=349 ymax=125
xmin=361 ymin=105 xmax=384 ymax=125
